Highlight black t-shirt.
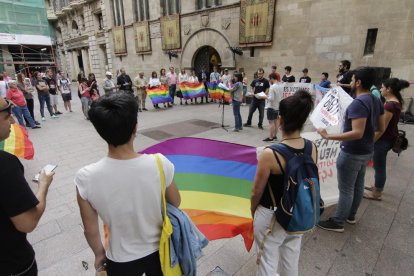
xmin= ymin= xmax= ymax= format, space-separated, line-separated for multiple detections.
xmin=44 ymin=77 xmax=57 ymax=95
xmin=299 ymin=76 xmax=311 ymax=83
xmin=117 ymin=74 xmax=133 ymax=91
xmin=35 ymin=79 xmax=49 ymax=95
xmin=250 ymin=78 xmax=270 ymax=101
xmin=0 ymin=151 xmax=39 ymax=274
xmin=337 ymin=71 xmax=352 ymax=94
xmin=282 ymin=75 xmax=296 ymax=83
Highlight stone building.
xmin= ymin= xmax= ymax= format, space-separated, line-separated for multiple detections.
xmin=48 ymin=0 xmax=414 ymax=90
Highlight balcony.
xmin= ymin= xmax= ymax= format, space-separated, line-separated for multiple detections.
xmin=62 ymin=5 xmax=73 ymax=13
xmin=46 ymin=9 xmax=58 ymax=21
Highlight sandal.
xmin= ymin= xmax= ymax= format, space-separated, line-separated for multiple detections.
xmin=363 ymin=190 xmax=382 ymax=201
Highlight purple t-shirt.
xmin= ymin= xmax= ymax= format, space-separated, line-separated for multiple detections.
xmin=341 ymin=94 xmax=384 ymax=155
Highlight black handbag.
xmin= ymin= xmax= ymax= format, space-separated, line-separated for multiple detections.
xmin=392 ymin=130 xmax=408 ymax=156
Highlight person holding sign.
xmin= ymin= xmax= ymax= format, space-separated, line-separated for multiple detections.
xmin=317 ymin=67 xmax=385 ymax=233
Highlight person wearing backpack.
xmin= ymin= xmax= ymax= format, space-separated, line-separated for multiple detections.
xmin=251 ymin=90 xmax=319 ymax=276
xmin=317 ymin=67 xmax=385 ymax=232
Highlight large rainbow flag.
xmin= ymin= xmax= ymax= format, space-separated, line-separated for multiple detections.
xmin=146 ymin=84 xmax=172 ymax=104
xmin=179 ymin=82 xmax=208 ymax=99
xmin=0 ymin=123 xmax=34 ymax=160
xmin=207 ymin=82 xmax=232 ymax=102
xmin=141 ymin=137 xmax=256 ymax=251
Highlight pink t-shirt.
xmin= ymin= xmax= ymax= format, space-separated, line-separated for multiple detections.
xmin=166 ymin=72 xmax=177 ymax=86
xmin=6 ymin=88 xmax=26 ymax=107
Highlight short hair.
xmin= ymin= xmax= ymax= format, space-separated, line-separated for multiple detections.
xmin=302 ymin=68 xmax=308 ymax=73
xmin=351 ymin=67 xmax=376 ymax=90
xmin=279 ymin=90 xmax=314 ymax=134
xmin=322 ymin=72 xmax=329 ymax=78
xmin=341 ymin=60 xmax=351 ymax=70
xmin=0 ymin=74 xmax=3 ymax=81
xmin=34 ymin=71 xmax=41 ymax=78
xmin=88 ymin=93 xmax=138 ymax=147
xmin=257 ymin=68 xmax=264 ymax=74
xmin=269 ymin=73 xmax=278 ymax=80
xmin=284 ymin=66 xmax=292 ymax=72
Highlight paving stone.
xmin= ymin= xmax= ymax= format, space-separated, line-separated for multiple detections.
xmin=384 ymin=222 xmax=414 ymax=258
xmin=28 ymin=220 xmax=62 ymax=245
xmin=373 ymin=246 xmax=414 ymax=276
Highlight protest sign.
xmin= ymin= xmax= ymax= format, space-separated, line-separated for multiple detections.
xmin=310 ymin=86 xmax=353 ymax=130
xmin=275 ymin=83 xmax=313 ymax=99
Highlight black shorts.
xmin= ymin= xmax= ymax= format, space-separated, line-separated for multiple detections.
xmin=106 ymin=251 xmax=162 ymax=276
xmin=61 ymin=93 xmax=72 ymax=101
xmin=267 ymin=108 xmax=279 ymax=121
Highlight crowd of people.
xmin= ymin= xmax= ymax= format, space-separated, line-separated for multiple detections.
xmin=0 ymin=59 xmax=411 ymax=275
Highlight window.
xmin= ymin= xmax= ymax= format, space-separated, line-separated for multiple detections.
xmin=364 ymin=28 xmax=378 ymax=56
xmin=134 ymin=0 xmax=150 ymax=21
xmin=112 ymin=0 xmax=125 ymax=26
xmin=95 ymin=12 xmax=104 ymax=30
xmin=197 ymin=0 xmax=222 ymax=9
xmin=161 ymin=0 xmax=180 ymax=16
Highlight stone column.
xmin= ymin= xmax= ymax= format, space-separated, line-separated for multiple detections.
xmin=72 ymin=50 xmax=80 ymax=79
xmin=81 ymin=48 xmax=90 ymax=76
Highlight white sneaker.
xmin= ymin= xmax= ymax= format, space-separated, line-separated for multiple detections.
xmin=51 ymin=115 xmax=58 ymax=119
xmin=41 ymin=117 xmax=46 ymax=121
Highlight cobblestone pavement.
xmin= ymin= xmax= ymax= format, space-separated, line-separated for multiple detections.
xmin=20 ymin=89 xmax=414 ymax=275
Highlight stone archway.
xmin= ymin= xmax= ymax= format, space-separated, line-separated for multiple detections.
xmin=181 ymin=28 xmax=235 ymax=69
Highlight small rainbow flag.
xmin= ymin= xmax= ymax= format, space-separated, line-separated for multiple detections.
xmin=141 ymin=137 xmax=256 ymax=251
xmin=179 ymin=82 xmax=208 ymax=99
xmin=207 ymin=82 xmax=232 ymax=102
xmin=0 ymin=123 xmax=34 ymax=160
xmin=146 ymin=84 xmax=172 ymax=104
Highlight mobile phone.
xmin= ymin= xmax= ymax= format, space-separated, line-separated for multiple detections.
xmin=32 ymin=164 xmax=57 ymax=182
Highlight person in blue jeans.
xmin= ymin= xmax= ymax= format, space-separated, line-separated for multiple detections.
xmin=364 ymin=78 xmax=410 ymax=200
xmin=244 ymin=68 xmax=270 ymax=130
xmin=228 ymin=73 xmax=243 ymax=132
xmin=34 ymin=71 xmax=57 ymax=121
xmin=317 ymin=67 xmax=385 ymax=232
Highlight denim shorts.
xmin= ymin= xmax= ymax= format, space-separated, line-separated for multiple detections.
xmin=267 ymin=108 xmax=279 ymax=121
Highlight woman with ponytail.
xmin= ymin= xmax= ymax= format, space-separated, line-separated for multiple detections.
xmin=364 ymin=78 xmax=410 ymax=200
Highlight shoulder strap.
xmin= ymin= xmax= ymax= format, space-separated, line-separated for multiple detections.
xmin=303 ymin=139 xmax=313 ymax=156
xmin=155 ymin=154 xmax=167 ymax=219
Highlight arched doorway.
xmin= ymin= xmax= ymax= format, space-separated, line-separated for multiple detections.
xmin=193 ymin=46 xmax=221 ymax=73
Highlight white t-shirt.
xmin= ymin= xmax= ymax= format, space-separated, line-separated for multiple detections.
xmin=75 ymin=154 xmax=174 ymax=262
xmin=265 ymin=83 xmax=281 ymax=110
xmin=58 ymin=79 xmax=71 ymax=94
xmin=0 ymin=81 xmax=7 ymax=98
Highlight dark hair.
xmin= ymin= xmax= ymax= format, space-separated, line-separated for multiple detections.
xmin=0 ymin=74 xmax=3 ymax=81
xmin=88 ymin=93 xmax=138 ymax=147
xmin=233 ymin=73 xmax=243 ymax=82
xmin=269 ymin=73 xmax=278 ymax=80
xmin=81 ymin=77 xmax=88 ymax=82
xmin=302 ymin=68 xmax=308 ymax=73
xmin=382 ymin=78 xmax=410 ymax=105
xmin=88 ymin=73 xmax=96 ymax=79
xmin=322 ymin=72 xmax=329 ymax=78
xmin=160 ymin=68 xmax=166 ymax=75
xmin=352 ymin=67 xmax=376 ymax=90
xmin=284 ymin=66 xmax=292 ymax=72
xmin=34 ymin=71 xmax=41 ymax=78
xmin=152 ymin=71 xmax=157 ymax=78
xmin=257 ymin=68 xmax=264 ymax=74
xmin=279 ymin=90 xmax=314 ymax=134
xmin=341 ymin=60 xmax=351 ymax=70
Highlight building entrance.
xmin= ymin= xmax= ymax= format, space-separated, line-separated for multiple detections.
xmin=193 ymin=46 xmax=221 ymax=75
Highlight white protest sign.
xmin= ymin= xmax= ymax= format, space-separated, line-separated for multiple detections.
xmin=275 ymin=83 xmax=314 ymax=99
xmin=310 ymin=86 xmax=353 ymax=130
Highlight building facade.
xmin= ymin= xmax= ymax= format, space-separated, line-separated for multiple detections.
xmin=48 ymin=0 xmax=414 ymax=89
xmin=0 ymin=0 xmax=56 ymax=77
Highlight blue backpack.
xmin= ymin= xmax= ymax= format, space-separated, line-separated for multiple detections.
xmin=267 ymin=139 xmax=322 ymax=234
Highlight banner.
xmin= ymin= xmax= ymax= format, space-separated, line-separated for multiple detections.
xmin=146 ymin=85 xmax=172 ymax=104
xmin=207 ymin=82 xmax=231 ymax=102
xmin=134 ymin=21 xmax=151 ymax=53
xmin=239 ymin=0 xmax=276 ymax=45
xmin=310 ymin=86 xmax=353 ymax=129
xmin=160 ymin=15 xmax=181 ymax=50
xmin=112 ymin=26 xmax=127 ymax=56
xmin=179 ymin=82 xmax=208 ymax=99
xmin=273 ymin=83 xmax=314 ymax=99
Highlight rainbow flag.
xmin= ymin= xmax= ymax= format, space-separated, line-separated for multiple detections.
xmin=146 ymin=84 xmax=172 ymax=104
xmin=0 ymin=123 xmax=34 ymax=160
xmin=207 ymin=82 xmax=231 ymax=102
xmin=179 ymin=82 xmax=208 ymax=99
xmin=141 ymin=137 xmax=256 ymax=251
